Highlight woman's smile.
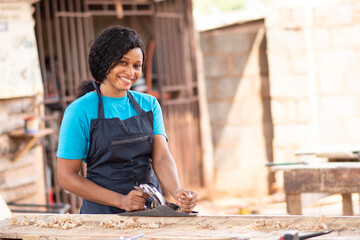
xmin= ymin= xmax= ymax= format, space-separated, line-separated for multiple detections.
xmin=119 ymin=76 xmax=133 ymax=84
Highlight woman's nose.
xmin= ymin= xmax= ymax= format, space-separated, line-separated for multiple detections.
xmin=125 ymin=66 xmax=135 ymax=75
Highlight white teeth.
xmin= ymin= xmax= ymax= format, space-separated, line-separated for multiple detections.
xmin=120 ymin=77 xmax=132 ymax=83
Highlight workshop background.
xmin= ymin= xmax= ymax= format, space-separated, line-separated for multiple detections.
xmin=1 ymin=0 xmax=360 ymax=216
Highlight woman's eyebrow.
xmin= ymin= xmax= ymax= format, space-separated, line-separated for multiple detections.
xmin=121 ymin=57 xmax=141 ymax=63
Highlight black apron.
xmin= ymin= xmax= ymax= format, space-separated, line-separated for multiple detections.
xmin=80 ymin=82 xmax=161 ymax=214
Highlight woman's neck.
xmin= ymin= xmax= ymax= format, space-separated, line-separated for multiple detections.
xmin=99 ymin=82 xmax=127 ymax=98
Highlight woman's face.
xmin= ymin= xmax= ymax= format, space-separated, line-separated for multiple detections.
xmin=102 ymin=47 xmax=143 ymax=97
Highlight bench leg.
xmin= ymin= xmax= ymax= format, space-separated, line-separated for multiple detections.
xmin=342 ymin=193 xmax=353 ymax=216
xmin=286 ymin=193 xmax=302 ymax=215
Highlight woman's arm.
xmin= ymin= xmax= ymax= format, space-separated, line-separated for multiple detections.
xmin=57 ymin=158 xmax=148 ymax=212
xmin=151 ymin=135 xmax=198 ymax=212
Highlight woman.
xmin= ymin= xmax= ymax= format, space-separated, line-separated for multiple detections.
xmin=56 ymin=25 xmax=198 ymax=214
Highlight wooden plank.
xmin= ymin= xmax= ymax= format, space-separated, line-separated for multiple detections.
xmin=1 ymin=214 xmax=360 ymax=239
xmin=0 ymin=184 xmax=38 ymax=202
xmin=9 ymin=128 xmax=54 ymax=139
xmin=284 ymin=168 xmax=360 ymax=193
xmin=0 ymin=153 xmax=34 ymax=173
xmin=271 ymin=162 xmax=360 ymax=171
xmin=295 ymin=145 xmax=360 ymax=156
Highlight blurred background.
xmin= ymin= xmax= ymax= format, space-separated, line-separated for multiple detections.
xmin=1 ymin=0 xmax=360 ymax=217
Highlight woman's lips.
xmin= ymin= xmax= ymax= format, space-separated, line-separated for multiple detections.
xmin=119 ymin=76 xmax=132 ymax=84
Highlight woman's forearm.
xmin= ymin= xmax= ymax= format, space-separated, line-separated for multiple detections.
xmin=58 ymin=168 xmax=124 ymax=208
xmin=152 ymin=155 xmax=181 ymax=199
xmin=151 ymin=136 xmax=198 ymax=212
xmin=57 ymin=158 xmax=148 ymax=212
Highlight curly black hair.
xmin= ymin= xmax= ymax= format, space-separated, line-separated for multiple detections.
xmin=76 ymin=25 xmax=146 ymax=98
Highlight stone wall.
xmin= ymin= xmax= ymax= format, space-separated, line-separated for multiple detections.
xmin=200 ymin=20 xmax=272 ymax=198
xmin=266 ymin=0 xmax=360 ymax=186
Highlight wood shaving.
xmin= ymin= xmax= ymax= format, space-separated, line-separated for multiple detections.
xmin=194 ymin=223 xmax=218 ymax=230
xmin=246 ymin=216 xmax=352 ymax=232
xmin=100 ymin=218 xmax=171 ymax=229
xmin=10 ymin=213 xmax=83 ymax=230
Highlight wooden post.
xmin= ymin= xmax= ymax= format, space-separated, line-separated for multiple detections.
xmin=193 ymin=24 xmax=214 ymax=200
xmin=286 ymin=193 xmax=302 ymax=215
xmin=342 ymin=193 xmax=353 ymax=216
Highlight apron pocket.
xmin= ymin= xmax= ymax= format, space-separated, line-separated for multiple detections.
xmin=111 ymin=135 xmax=151 ymax=145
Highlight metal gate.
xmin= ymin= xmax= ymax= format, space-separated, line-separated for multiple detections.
xmin=34 ymin=0 xmax=203 ymax=212
xmin=153 ymin=1 xmax=202 ymax=188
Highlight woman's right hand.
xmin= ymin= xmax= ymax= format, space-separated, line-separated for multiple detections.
xmin=120 ymin=190 xmax=148 ymax=212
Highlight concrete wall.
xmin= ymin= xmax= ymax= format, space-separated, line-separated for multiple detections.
xmin=0 ymin=0 xmax=46 ymax=206
xmin=200 ymin=20 xmax=272 ymax=198
xmin=266 ymin=0 xmax=360 ymax=186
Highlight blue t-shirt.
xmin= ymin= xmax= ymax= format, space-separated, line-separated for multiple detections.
xmin=56 ymin=90 xmax=167 ymax=161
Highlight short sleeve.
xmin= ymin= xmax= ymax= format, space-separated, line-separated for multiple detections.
xmin=56 ymin=103 xmax=90 ymax=160
xmin=152 ymin=98 xmax=167 ymax=141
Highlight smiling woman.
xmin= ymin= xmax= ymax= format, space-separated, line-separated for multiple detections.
xmin=56 ymin=25 xmax=198 ymax=214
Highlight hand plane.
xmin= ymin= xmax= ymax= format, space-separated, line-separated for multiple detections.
xmin=119 ymin=183 xmax=198 ymax=217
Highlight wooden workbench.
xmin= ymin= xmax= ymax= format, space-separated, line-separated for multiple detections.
xmin=271 ymin=162 xmax=360 ymax=216
xmin=1 ymin=214 xmax=360 ymax=239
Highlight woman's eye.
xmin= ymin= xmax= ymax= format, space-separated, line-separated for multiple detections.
xmin=134 ymin=64 xmax=142 ymax=69
xmin=119 ymin=60 xmax=127 ymax=65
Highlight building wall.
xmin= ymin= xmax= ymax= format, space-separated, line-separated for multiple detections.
xmin=266 ymin=0 xmax=360 ymax=187
xmin=0 ymin=0 xmax=46 ymax=206
xmin=0 ymin=97 xmax=45 ymax=205
xmin=0 ymin=1 xmax=43 ymax=99
xmin=200 ymin=20 xmax=272 ymax=198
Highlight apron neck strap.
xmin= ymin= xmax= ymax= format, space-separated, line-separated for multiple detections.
xmin=92 ymin=81 xmax=105 ymax=119
xmin=127 ymin=91 xmax=145 ymax=115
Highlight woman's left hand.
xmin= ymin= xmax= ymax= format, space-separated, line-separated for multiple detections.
xmin=175 ymin=188 xmax=198 ymax=213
